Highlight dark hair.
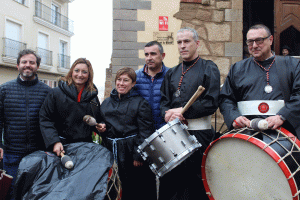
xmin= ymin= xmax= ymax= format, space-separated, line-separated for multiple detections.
xmin=248 ymin=24 xmax=272 ymax=37
xmin=115 ymin=67 xmax=136 ymax=83
xmin=61 ymin=58 xmax=95 ymax=92
xmin=17 ymin=49 xmax=41 ymax=67
xmin=145 ymin=41 xmax=164 ymax=54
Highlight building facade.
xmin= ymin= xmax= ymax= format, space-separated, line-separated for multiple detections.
xmin=107 ymin=0 xmax=300 ymax=131
xmin=0 ymin=0 xmax=74 ymax=87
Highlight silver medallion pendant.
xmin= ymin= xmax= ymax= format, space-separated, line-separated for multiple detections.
xmin=264 ymin=85 xmax=273 ymax=93
xmin=175 ymin=90 xmax=180 ymax=97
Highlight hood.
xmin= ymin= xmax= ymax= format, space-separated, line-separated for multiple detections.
xmin=59 ymin=81 xmax=98 ymax=102
xmin=110 ymin=87 xmax=139 ymax=100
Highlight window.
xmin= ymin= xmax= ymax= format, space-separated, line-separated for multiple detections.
xmin=4 ymin=20 xmax=23 ymax=58
xmin=59 ymin=40 xmax=70 ymax=68
xmin=38 ymin=32 xmax=52 ymax=65
xmin=51 ymin=3 xmax=60 ymax=26
xmin=40 ymin=79 xmax=58 ymax=88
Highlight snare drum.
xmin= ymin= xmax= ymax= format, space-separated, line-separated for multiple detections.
xmin=202 ymin=127 xmax=300 ymax=200
xmin=138 ymin=118 xmax=201 ymax=178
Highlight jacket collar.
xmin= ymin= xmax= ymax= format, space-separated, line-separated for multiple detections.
xmin=59 ymin=81 xmax=98 ymax=102
xmin=142 ymin=62 xmax=167 ymax=78
xmin=17 ymin=74 xmax=39 ymax=86
xmin=110 ymin=87 xmax=139 ymax=101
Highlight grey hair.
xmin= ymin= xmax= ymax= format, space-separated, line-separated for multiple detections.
xmin=177 ymin=27 xmax=199 ymax=41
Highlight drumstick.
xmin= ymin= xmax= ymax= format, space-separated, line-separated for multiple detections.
xmin=60 ymin=152 xmax=74 ymax=169
xmin=180 ymin=85 xmax=205 ymax=115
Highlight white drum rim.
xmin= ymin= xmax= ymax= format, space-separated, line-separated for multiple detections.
xmin=138 ymin=118 xmax=184 ymax=150
xmin=201 ymin=127 xmax=300 ymax=200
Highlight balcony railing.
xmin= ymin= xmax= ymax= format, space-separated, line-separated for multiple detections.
xmin=35 ymin=0 xmax=74 ymax=33
xmin=37 ymin=47 xmax=53 ymax=66
xmin=58 ymin=54 xmax=70 ymax=69
xmin=2 ymin=38 xmax=27 ymax=58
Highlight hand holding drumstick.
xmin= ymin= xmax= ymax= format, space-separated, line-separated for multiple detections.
xmin=83 ymin=115 xmax=106 ymax=133
xmin=165 ymin=86 xmax=205 ymax=122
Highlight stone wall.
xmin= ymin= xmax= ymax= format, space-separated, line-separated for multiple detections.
xmin=105 ymin=0 xmax=151 ymax=98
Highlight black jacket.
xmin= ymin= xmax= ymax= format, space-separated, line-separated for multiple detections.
xmin=39 ymin=81 xmax=101 ymax=150
xmin=100 ymin=88 xmax=154 ymax=161
xmin=0 ymin=75 xmax=51 ymax=154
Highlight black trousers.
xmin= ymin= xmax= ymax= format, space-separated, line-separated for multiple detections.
xmin=158 ymin=129 xmax=213 ymax=200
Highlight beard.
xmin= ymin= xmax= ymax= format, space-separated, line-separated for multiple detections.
xmin=20 ymin=69 xmax=37 ymax=80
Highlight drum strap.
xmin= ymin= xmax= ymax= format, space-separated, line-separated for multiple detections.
xmin=107 ymin=135 xmax=137 ymax=165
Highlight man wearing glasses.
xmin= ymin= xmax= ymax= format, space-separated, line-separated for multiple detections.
xmin=219 ymin=24 xmax=300 ymax=138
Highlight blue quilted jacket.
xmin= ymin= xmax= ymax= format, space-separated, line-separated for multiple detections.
xmin=135 ymin=64 xmax=169 ymax=130
xmin=0 ymin=75 xmax=51 ymax=154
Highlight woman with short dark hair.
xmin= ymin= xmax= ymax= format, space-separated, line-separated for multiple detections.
xmin=99 ymin=67 xmax=156 ymax=200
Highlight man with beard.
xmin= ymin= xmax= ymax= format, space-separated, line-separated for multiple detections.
xmin=0 ymin=49 xmax=51 ymax=198
xmin=159 ymin=27 xmax=220 ymax=200
xmin=219 ymin=24 xmax=300 ymax=138
xmin=135 ymin=41 xmax=169 ymax=130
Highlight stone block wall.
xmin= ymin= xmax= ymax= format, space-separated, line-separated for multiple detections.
xmin=105 ymin=0 xmax=151 ymax=98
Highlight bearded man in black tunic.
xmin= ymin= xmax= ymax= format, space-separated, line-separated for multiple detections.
xmin=159 ymin=27 xmax=220 ymax=200
xmin=220 ymin=24 xmax=300 ymax=138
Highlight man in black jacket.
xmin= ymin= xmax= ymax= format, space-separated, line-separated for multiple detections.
xmin=0 ymin=49 xmax=51 ymax=196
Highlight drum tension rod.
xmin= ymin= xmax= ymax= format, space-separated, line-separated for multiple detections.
xmin=170 ymin=149 xmax=177 ymax=156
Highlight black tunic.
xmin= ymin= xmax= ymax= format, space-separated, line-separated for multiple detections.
xmin=160 ymin=57 xmax=220 ymax=119
xmin=100 ymin=88 xmax=156 ymax=200
xmin=159 ymin=57 xmax=220 ymax=200
xmin=220 ymin=56 xmax=300 ymax=137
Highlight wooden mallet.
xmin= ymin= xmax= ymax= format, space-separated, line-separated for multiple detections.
xmin=60 ymin=152 xmax=74 ymax=169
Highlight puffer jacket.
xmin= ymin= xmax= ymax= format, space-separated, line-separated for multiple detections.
xmin=135 ymin=63 xmax=169 ymax=130
xmin=39 ymin=81 xmax=101 ymax=150
xmin=100 ymin=87 xmax=154 ymax=161
xmin=0 ymin=75 xmax=51 ymax=154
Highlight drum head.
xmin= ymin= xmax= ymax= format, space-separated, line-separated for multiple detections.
xmin=204 ymin=137 xmax=292 ymax=200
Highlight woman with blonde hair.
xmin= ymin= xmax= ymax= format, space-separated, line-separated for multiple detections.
xmin=40 ymin=58 xmax=106 ymax=156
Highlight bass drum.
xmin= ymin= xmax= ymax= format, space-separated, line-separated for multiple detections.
xmin=202 ymin=127 xmax=300 ymax=200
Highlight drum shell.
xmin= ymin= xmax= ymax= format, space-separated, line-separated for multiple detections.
xmin=138 ymin=118 xmax=201 ymax=178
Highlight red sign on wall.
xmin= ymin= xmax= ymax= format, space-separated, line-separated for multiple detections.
xmin=159 ymin=16 xmax=168 ymax=31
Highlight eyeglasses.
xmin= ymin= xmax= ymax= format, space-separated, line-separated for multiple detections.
xmin=246 ymin=35 xmax=271 ymax=46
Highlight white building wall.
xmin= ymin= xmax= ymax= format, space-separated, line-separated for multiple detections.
xmin=0 ymin=0 xmax=74 ymax=86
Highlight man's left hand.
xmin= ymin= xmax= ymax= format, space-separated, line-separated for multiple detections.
xmin=265 ymin=115 xmax=284 ymax=130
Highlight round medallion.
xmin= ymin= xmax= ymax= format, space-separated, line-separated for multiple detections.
xmin=175 ymin=90 xmax=181 ymax=97
xmin=264 ymin=85 xmax=273 ymax=93
xmin=258 ymin=102 xmax=269 ymax=113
